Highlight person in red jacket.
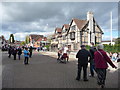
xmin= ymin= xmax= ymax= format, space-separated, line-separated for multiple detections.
xmin=94 ymin=44 xmax=117 ymax=88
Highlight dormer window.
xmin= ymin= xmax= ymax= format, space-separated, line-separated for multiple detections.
xmin=63 ymin=35 xmax=66 ymax=40
xmin=71 ymin=25 xmax=76 ymax=31
xmin=70 ymin=32 xmax=75 ymax=40
xmin=58 ymin=32 xmax=61 ymax=34
xmin=63 ymin=29 xmax=65 ymax=33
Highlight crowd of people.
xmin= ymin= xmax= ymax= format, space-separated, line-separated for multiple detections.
xmin=106 ymin=52 xmax=120 ymax=62
xmin=3 ymin=43 xmax=119 ymax=88
xmin=7 ymin=46 xmax=33 ymax=65
xmin=75 ymin=43 xmax=117 ymax=88
xmin=57 ymin=43 xmax=118 ymax=88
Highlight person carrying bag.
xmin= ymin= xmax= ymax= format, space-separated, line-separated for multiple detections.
xmin=94 ymin=44 xmax=117 ymax=88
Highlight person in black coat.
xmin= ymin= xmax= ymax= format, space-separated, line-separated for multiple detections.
xmin=8 ymin=46 xmax=12 ymax=58
xmin=29 ymin=46 xmax=33 ymax=58
xmin=13 ymin=47 xmax=17 ymax=60
xmin=17 ymin=47 xmax=22 ymax=60
xmin=76 ymin=45 xmax=92 ymax=81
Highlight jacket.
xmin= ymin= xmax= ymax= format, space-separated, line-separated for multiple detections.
xmin=76 ymin=49 xmax=91 ymax=65
xmin=89 ymin=46 xmax=96 ymax=64
xmin=94 ymin=49 xmax=115 ymax=69
xmin=24 ymin=50 xmax=29 ymax=57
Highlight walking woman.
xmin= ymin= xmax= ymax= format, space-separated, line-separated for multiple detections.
xmin=94 ymin=44 xmax=117 ymax=88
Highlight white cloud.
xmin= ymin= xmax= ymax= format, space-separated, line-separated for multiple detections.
xmin=14 ymin=31 xmax=54 ymax=41
xmin=0 ymin=31 xmax=11 ymax=40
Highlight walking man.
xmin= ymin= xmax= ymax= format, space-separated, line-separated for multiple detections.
xmin=29 ymin=46 xmax=33 ymax=58
xmin=8 ymin=46 xmax=12 ymax=58
xmin=89 ymin=42 xmax=97 ymax=77
xmin=24 ymin=47 xmax=30 ymax=65
xmin=76 ymin=45 xmax=91 ymax=81
xmin=13 ymin=46 xmax=17 ymax=60
xmin=17 ymin=46 xmax=22 ymax=60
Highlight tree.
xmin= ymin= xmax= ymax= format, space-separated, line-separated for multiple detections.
xmin=25 ymin=36 xmax=30 ymax=44
xmin=20 ymin=41 xmax=26 ymax=46
xmin=9 ymin=34 xmax=15 ymax=43
xmin=115 ymin=37 xmax=120 ymax=44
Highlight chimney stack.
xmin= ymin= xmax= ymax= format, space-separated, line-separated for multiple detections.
xmin=87 ymin=11 xmax=95 ymax=45
xmin=87 ymin=11 xmax=93 ymax=21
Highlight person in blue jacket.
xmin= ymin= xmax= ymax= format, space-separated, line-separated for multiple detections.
xmin=24 ymin=47 xmax=30 ymax=65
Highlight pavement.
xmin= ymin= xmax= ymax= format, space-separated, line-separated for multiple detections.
xmin=2 ymin=51 xmax=119 ymax=88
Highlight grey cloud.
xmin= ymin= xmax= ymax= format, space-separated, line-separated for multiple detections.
xmin=1 ymin=2 xmax=118 ymax=40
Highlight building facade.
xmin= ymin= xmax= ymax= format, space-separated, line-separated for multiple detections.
xmin=28 ymin=34 xmax=48 ymax=48
xmin=51 ymin=11 xmax=103 ymax=51
xmin=0 ymin=35 xmax=7 ymax=49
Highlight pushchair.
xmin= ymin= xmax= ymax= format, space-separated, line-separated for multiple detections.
xmin=58 ymin=53 xmax=69 ymax=64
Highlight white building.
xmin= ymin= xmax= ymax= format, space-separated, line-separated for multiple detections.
xmin=51 ymin=11 xmax=104 ymax=51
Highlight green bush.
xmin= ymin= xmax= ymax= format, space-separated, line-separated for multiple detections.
xmin=45 ymin=45 xmax=50 ymax=51
xmin=86 ymin=44 xmax=120 ymax=53
xmin=102 ymin=44 xmax=120 ymax=53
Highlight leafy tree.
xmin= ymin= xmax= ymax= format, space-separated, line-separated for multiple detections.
xmin=25 ymin=36 xmax=30 ymax=44
xmin=9 ymin=34 xmax=15 ymax=43
xmin=20 ymin=41 xmax=26 ymax=46
xmin=115 ymin=37 xmax=120 ymax=44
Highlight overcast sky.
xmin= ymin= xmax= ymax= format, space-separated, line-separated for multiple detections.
xmin=0 ymin=2 xmax=118 ymax=41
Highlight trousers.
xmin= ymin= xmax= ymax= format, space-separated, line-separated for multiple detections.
xmin=96 ymin=68 xmax=107 ymax=85
xmin=76 ymin=64 xmax=88 ymax=80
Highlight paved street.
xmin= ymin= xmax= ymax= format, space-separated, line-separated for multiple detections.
xmin=2 ymin=51 xmax=119 ymax=88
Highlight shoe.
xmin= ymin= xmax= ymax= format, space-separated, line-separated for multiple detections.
xmin=97 ymin=85 xmax=101 ymax=88
xmin=76 ymin=77 xmax=80 ymax=81
xmin=101 ymin=85 xmax=105 ymax=88
xmin=89 ymin=74 xmax=94 ymax=77
xmin=84 ymin=79 xmax=89 ymax=81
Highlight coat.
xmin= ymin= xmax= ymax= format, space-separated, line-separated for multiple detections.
xmin=76 ymin=49 xmax=91 ymax=65
xmin=94 ymin=49 xmax=115 ymax=69
xmin=17 ymin=48 xmax=22 ymax=55
xmin=89 ymin=46 xmax=96 ymax=64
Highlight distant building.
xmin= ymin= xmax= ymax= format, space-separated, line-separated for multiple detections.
xmin=102 ymin=39 xmax=116 ymax=45
xmin=14 ymin=41 xmax=23 ymax=47
xmin=51 ymin=11 xmax=103 ymax=51
xmin=0 ymin=35 xmax=7 ymax=49
xmin=28 ymin=34 xmax=48 ymax=48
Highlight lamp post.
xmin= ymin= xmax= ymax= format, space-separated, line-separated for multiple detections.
xmin=110 ymin=11 xmax=113 ymax=45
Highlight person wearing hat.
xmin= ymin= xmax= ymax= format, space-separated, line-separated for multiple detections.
xmin=76 ymin=45 xmax=92 ymax=81
xmin=24 ymin=47 xmax=30 ymax=65
xmin=94 ymin=44 xmax=117 ymax=88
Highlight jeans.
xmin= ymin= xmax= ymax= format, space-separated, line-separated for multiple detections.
xmin=90 ymin=63 xmax=96 ymax=76
xmin=18 ymin=55 xmax=21 ymax=60
xmin=24 ymin=57 xmax=29 ymax=64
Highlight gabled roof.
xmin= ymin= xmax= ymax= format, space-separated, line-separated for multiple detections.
xmin=62 ymin=24 xmax=70 ymax=30
xmin=55 ymin=28 xmax=62 ymax=33
xmin=29 ymin=34 xmax=44 ymax=42
xmin=71 ymin=18 xmax=88 ymax=30
xmin=93 ymin=17 xmax=104 ymax=34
